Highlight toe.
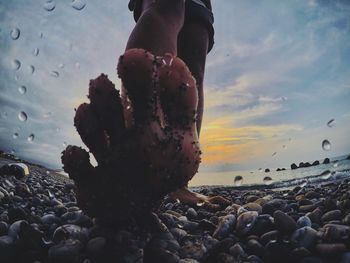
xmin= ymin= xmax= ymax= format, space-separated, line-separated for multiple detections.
xmin=74 ymin=103 xmax=108 ymax=163
xmin=158 ymin=54 xmax=198 ymax=129
xmin=117 ymin=48 xmax=158 ymax=124
xmin=89 ymin=74 xmax=125 ymax=146
xmin=61 ymin=145 xmax=95 ymax=185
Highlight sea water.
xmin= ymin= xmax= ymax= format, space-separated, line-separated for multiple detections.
xmin=190 ymin=154 xmax=350 ymax=188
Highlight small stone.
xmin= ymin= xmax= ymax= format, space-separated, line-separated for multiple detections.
xmin=8 ymin=207 xmax=26 ymax=223
xmin=321 ymin=210 xmax=342 ymax=223
xmin=242 ymin=203 xmax=262 ymax=214
xmin=186 ymin=208 xmax=198 ymax=219
xmin=0 ymin=221 xmax=8 ymax=236
xmin=306 ymin=208 xmax=322 ymax=224
xmin=315 ymin=243 xmax=346 ymax=256
xmin=297 ymin=216 xmax=312 ymax=228
xmin=86 ymin=237 xmax=106 ymax=259
xmin=179 ymin=235 xmax=207 ymax=260
xmin=41 ymin=214 xmax=61 ymax=225
xmin=0 ymin=235 xmax=16 ymax=262
xmin=48 ymin=239 xmax=83 ymax=263
xmin=236 ymin=211 xmax=258 ymax=236
xmin=53 ymin=224 xmax=89 ymax=244
xmin=305 ymin=191 xmax=319 ymax=199
xmin=245 ymin=239 xmax=264 ymax=257
xmin=291 ymin=227 xmax=318 ymax=249
xmin=273 ymin=210 xmax=297 ymax=236
xmin=213 ymin=214 xmax=236 ymax=240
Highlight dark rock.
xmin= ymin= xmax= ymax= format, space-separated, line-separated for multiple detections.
xmin=48 ymin=239 xmax=83 ymax=263
xmin=198 ymin=219 xmax=216 ymax=233
xmin=249 ymin=214 xmax=274 ymax=236
xmin=236 ymin=211 xmax=258 ymax=236
xmin=321 ymin=210 xmax=342 ymax=222
xmin=315 ymin=243 xmax=346 ymax=256
xmin=41 ymin=214 xmax=61 ymax=225
xmin=299 ymin=162 xmax=305 ymax=168
xmin=8 ymin=207 xmax=26 ymax=223
xmin=297 ymin=216 xmax=312 ymax=228
xmin=262 ymin=199 xmax=287 ymax=215
xmin=0 ymin=221 xmax=8 ymax=236
xmin=213 ymin=214 xmax=236 ymax=240
xmin=245 ymin=239 xmax=264 ymax=257
xmin=264 ymin=168 xmax=270 ymax=173
xmin=291 ymin=227 xmax=318 ymax=249
xmin=261 ymin=230 xmax=281 ymax=246
xmin=61 ymin=211 xmax=91 ymax=226
xmin=304 ymin=162 xmax=311 ymax=167
xmin=0 ymin=235 xmax=16 ymax=263
xmin=53 ymin=224 xmax=89 ymax=244
xmin=186 ymin=208 xmax=198 ymax=219
xmin=273 ymin=210 xmax=297 ymax=236
xmin=312 ymin=160 xmax=320 ymax=166
xmin=264 ymin=240 xmax=294 ymax=263
xmin=291 ymin=163 xmax=298 ymax=170
xmin=305 ymin=191 xmax=319 ymax=199
xmin=242 ymin=203 xmax=262 ymax=214
xmin=86 ymin=237 xmax=107 ymax=260
xmin=323 ymin=158 xmax=330 ymax=164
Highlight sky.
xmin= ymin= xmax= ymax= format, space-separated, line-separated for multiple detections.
xmin=0 ymin=0 xmax=349 ymax=185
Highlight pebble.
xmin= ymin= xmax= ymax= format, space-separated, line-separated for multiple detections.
xmin=48 ymin=239 xmax=83 ymax=263
xmin=213 ymin=214 xmax=236 ymax=240
xmin=297 ymin=216 xmax=312 ymax=228
xmin=321 ymin=209 xmax=342 ymax=222
xmin=273 ymin=210 xmax=297 ymax=236
xmin=291 ymin=226 xmax=318 ymax=249
xmin=236 ymin=211 xmax=258 ymax=236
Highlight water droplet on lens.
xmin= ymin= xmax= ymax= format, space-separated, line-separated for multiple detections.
xmin=43 ymin=112 xmax=52 ymax=118
xmin=10 ymin=28 xmax=20 ymax=40
xmin=58 ymin=63 xmax=64 ymax=69
xmin=234 ymin=175 xmax=243 ymax=186
xmin=327 ymin=118 xmax=336 ymax=127
xmin=27 ymin=133 xmax=34 ymax=142
xmin=13 ymin=133 xmax=19 ymax=139
xmin=272 ymin=152 xmax=277 ymax=156
xmin=27 ymin=65 xmax=35 ymax=74
xmin=39 ymin=32 xmax=43 ymax=38
xmin=322 ymin=139 xmax=331 ymax=151
xmin=43 ymin=0 xmax=56 ymax=11
xmin=50 ymin=71 xmax=59 ymax=77
xmin=75 ymin=62 xmax=80 ymax=68
xmin=33 ymin=48 xmax=39 ymax=56
xmin=18 ymin=111 xmax=27 ymax=121
xmin=263 ymin=176 xmax=273 ymax=185
xmin=11 ymin=59 xmax=21 ymax=70
xmin=320 ymin=170 xmax=332 ymax=180
xmin=71 ymin=0 xmax=86 ymax=10
xmin=18 ymin=85 xmax=27 ymax=94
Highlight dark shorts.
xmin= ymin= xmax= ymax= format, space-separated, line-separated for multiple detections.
xmin=128 ymin=0 xmax=214 ymax=53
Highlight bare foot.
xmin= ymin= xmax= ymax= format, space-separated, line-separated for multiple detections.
xmin=170 ymin=186 xmax=231 ymax=210
xmin=61 ymin=49 xmax=201 ymax=223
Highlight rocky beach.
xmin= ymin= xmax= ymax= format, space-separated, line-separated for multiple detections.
xmin=1 ymin=155 xmax=350 ymax=263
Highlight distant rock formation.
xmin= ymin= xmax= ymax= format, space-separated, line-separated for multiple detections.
xmin=312 ymin=160 xmax=320 ymax=166
xmin=323 ymin=158 xmax=330 ymax=164
xmin=265 ymin=168 xmax=270 ymax=173
xmin=291 ymin=163 xmax=298 ymax=170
